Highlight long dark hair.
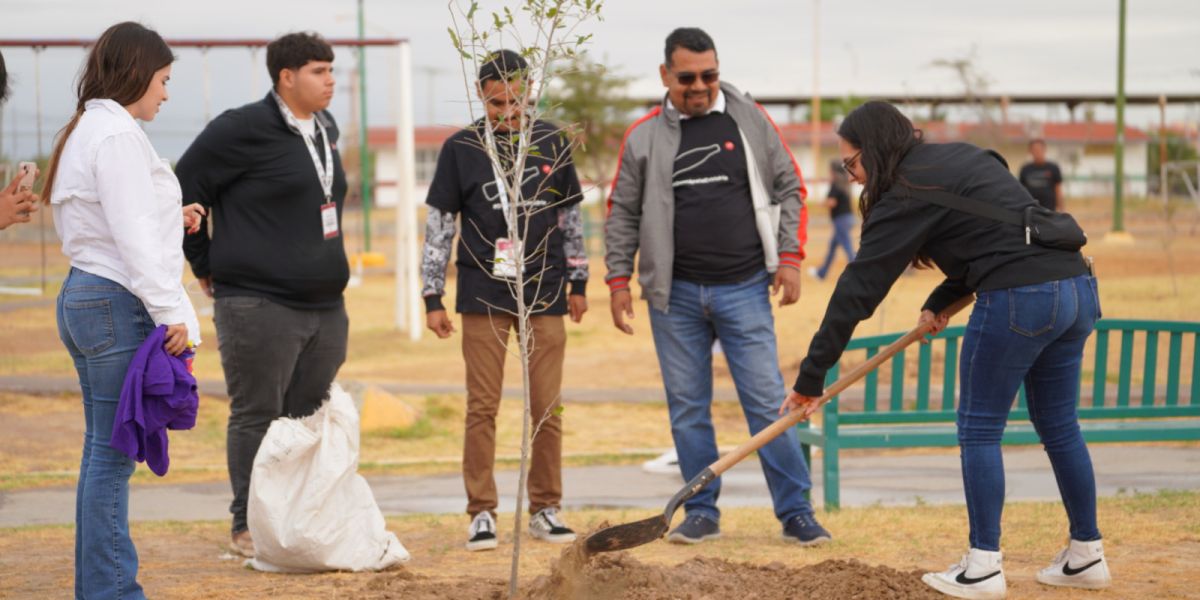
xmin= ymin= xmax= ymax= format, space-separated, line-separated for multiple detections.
xmin=43 ymin=22 xmax=174 ymax=202
xmin=837 ymin=101 xmax=924 ymax=220
xmin=837 ymin=100 xmax=933 ymax=268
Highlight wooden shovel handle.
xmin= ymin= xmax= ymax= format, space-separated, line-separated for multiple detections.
xmin=708 ymin=295 xmax=975 ymax=477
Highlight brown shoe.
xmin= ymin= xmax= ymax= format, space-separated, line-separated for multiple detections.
xmin=230 ymin=530 xmax=256 ymax=558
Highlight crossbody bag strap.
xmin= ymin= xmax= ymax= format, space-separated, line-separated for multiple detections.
xmin=906 ymin=188 xmax=1024 ymax=226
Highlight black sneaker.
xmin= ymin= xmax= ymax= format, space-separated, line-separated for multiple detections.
xmin=466 ymin=511 xmax=498 ymax=552
xmin=528 ymin=508 xmax=577 ymax=543
xmin=667 ymin=514 xmax=721 ymax=544
xmin=782 ymin=513 xmax=832 ymax=546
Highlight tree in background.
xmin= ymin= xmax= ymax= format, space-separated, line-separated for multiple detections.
xmin=547 ymin=54 xmax=640 ymax=199
xmin=801 ymin=94 xmax=867 ymax=123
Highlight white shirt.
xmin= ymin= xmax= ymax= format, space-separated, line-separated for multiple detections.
xmin=51 ymin=99 xmax=201 ymax=345
xmin=665 ymin=89 xmax=727 ymax=120
xmin=295 ymin=116 xmax=316 ymax=140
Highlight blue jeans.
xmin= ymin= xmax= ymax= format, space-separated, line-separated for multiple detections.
xmin=958 ymin=273 xmax=1102 ymax=551
xmin=649 ymin=270 xmax=815 ymax=523
xmin=815 ymin=214 xmax=857 ymax=279
xmin=57 ymin=268 xmax=151 ymax=600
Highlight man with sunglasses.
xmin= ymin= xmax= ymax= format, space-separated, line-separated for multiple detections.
xmin=605 ymin=27 xmax=830 ymax=547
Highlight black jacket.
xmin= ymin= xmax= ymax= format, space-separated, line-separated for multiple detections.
xmin=794 ymin=142 xmax=1089 ymax=395
xmin=178 ymin=93 xmax=349 ymax=310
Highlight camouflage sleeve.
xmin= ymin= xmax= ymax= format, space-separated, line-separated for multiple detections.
xmin=559 ymin=203 xmax=589 ymax=295
xmin=421 ymin=207 xmax=457 ymax=311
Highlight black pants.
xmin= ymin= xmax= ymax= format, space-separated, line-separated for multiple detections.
xmin=214 ymin=295 xmax=348 ymax=534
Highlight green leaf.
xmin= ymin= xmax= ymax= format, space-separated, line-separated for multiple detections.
xmin=467 ymin=1 xmax=478 ymax=20
xmin=447 ymin=27 xmax=460 ymax=50
xmin=553 ymin=405 xmax=566 ymax=416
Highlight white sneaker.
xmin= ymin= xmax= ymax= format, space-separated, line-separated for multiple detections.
xmin=922 ymin=548 xmax=1007 ymax=599
xmin=642 ymin=449 xmax=679 ymax=475
xmin=528 ymin=507 xmax=576 ymax=543
xmin=466 ymin=511 xmax=499 ymax=552
xmin=1036 ymin=539 xmax=1112 ymax=590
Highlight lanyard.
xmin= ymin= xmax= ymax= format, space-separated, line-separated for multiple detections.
xmin=274 ymin=92 xmax=335 ymax=202
xmin=482 ymin=123 xmax=526 ymax=231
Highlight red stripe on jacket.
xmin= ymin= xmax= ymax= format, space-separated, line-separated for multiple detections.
xmin=757 ymin=104 xmax=809 ymax=261
xmin=605 ymin=107 xmax=662 ymax=218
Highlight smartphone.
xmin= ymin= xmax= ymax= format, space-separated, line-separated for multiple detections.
xmin=16 ymin=162 xmax=37 ymax=193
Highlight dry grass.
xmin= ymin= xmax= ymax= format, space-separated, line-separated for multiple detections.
xmin=1 ymin=491 xmax=1196 ymax=598
xmin=0 ymin=390 xmax=762 ymax=490
xmin=3 ymin=196 xmax=1199 ymax=490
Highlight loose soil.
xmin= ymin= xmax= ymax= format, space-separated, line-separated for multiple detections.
xmin=522 ymin=538 xmax=941 ymax=600
xmin=351 ymin=539 xmax=943 ymax=600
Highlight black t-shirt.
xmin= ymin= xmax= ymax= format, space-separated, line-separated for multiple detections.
xmin=1018 ymin=161 xmax=1062 ymax=210
xmin=425 ymin=120 xmax=582 ymax=315
xmin=828 ymin=183 xmax=852 ymax=217
xmin=671 ymin=111 xmax=763 ymax=284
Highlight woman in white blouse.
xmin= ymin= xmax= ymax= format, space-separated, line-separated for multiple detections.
xmin=41 ymin=22 xmax=200 ymax=600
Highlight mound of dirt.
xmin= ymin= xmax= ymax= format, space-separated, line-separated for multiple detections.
xmin=525 ymin=540 xmax=942 ymax=600
xmin=352 ymin=535 xmax=940 ymax=600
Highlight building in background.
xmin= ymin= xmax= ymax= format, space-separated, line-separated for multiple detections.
xmin=367 ymin=119 xmax=1152 ymax=208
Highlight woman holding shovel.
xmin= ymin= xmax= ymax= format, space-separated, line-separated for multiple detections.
xmin=782 ymin=101 xmax=1109 ymax=600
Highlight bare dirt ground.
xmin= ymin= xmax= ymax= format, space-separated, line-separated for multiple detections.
xmin=2 ymin=491 xmax=1198 ymax=599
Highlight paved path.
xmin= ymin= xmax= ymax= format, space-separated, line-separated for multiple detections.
xmin=2 ymin=445 xmax=1196 ymax=528
xmin=0 ymin=374 xmax=740 ymax=404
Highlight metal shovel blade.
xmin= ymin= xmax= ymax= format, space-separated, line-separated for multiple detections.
xmin=584 ymin=468 xmax=716 ymax=555
xmin=584 ymin=514 xmax=669 ymax=554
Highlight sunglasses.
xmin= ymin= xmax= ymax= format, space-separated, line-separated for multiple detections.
xmin=841 ymin=151 xmax=862 ymax=176
xmin=674 ymin=69 xmax=719 ymax=86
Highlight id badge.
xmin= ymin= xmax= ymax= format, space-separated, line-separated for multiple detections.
xmin=492 ymin=237 xmax=523 ymax=279
xmin=321 ymin=202 xmax=339 ymax=239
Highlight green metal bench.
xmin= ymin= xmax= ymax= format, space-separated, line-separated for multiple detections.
xmin=795 ymin=319 xmax=1200 ymax=509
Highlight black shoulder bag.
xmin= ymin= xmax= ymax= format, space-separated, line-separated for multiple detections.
xmin=909 ymin=188 xmax=1088 ymax=252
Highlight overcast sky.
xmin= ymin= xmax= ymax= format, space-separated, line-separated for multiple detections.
xmin=2 ymin=0 xmax=1198 ymax=159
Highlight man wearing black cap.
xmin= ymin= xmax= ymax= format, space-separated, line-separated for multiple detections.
xmin=420 ymin=49 xmax=589 ymax=552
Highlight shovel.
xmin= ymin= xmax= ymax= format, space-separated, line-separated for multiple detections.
xmin=584 ymin=295 xmax=975 ymax=555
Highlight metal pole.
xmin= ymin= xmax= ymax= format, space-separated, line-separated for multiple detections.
xmin=202 ymin=46 xmax=211 ymax=123
xmin=34 ymin=47 xmax=46 ymax=294
xmin=1113 ymin=0 xmax=1127 ymax=232
xmin=1159 ymin=94 xmax=1168 ymax=204
xmin=395 ymin=41 xmax=420 ymax=340
xmin=809 ymin=0 xmax=821 ymax=184
xmin=251 ymin=47 xmax=261 ymax=100
xmin=358 ymin=0 xmax=373 ymax=252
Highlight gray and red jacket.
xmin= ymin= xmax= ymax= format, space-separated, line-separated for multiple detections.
xmin=603 ymin=81 xmax=808 ymax=312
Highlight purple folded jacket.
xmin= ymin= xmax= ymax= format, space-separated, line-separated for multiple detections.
xmin=110 ymin=325 xmax=199 ymax=476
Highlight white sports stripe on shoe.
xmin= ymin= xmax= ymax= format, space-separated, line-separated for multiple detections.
xmin=529 ymin=508 xmax=576 ymax=543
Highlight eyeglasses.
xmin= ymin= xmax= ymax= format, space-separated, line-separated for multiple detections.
xmin=673 ymin=69 xmax=719 ymax=86
xmin=841 ymin=151 xmax=862 ymax=176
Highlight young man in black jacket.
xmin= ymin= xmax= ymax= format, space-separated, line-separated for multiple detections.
xmin=177 ymin=32 xmax=348 ymax=559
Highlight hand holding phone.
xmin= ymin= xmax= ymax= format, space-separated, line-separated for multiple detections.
xmin=17 ymin=162 xmax=37 ymax=193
